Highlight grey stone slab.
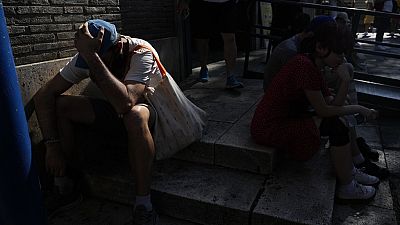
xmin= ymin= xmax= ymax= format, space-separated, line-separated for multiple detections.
xmin=252 ymin=149 xmax=336 ymax=225
xmin=151 ymin=160 xmax=265 ymax=225
xmin=332 ymin=205 xmax=397 ymax=225
xmin=370 ymin=180 xmax=394 ymax=210
xmin=385 ymin=149 xmax=400 ymax=176
xmin=85 ymin=159 xmax=265 ymax=225
xmin=378 ymin=117 xmax=400 ymax=149
xmin=379 ymin=117 xmax=400 ymax=128
xmin=49 ymin=197 xmax=200 ymax=225
xmin=215 ymin=106 xmax=276 ymax=174
xmin=84 ymin=159 xmax=135 ymax=205
xmin=48 ymin=198 xmax=132 ymax=225
xmin=389 ymin=176 xmax=400 ymax=224
xmin=355 ymin=125 xmax=382 ymax=148
xmin=380 ymin=126 xmax=400 ymax=149
xmin=17 ymin=58 xmax=70 ymax=105
xmin=159 ymin=216 xmax=201 ymax=225
xmin=184 ymin=79 xmax=263 ymax=123
xmin=173 ymin=121 xmax=233 ymax=165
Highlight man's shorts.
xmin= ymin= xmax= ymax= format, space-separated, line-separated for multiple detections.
xmin=89 ymin=98 xmax=156 ymax=136
xmin=191 ymin=0 xmax=238 ymax=39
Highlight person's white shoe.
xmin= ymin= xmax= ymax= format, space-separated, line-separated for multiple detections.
xmin=336 ymin=180 xmax=376 ymax=203
xmin=353 ymin=167 xmax=380 ymax=186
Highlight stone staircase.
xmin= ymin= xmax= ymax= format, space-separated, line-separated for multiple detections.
xmin=17 ymin=44 xmax=397 ymax=225
xmin=81 ymin=69 xmax=337 ymax=225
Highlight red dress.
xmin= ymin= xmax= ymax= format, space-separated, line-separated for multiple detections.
xmin=251 ymin=54 xmax=329 ymax=161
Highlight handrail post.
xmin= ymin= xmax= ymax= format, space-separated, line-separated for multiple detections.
xmin=0 ymin=1 xmax=46 ymax=224
xmin=351 ymin=11 xmax=361 ymax=40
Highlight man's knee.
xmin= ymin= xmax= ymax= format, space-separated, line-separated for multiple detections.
xmin=123 ymin=106 xmax=150 ymax=133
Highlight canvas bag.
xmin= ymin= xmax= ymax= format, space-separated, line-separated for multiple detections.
xmin=127 ymin=44 xmax=207 ymax=160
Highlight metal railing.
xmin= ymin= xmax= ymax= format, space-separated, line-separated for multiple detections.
xmin=243 ymin=0 xmax=400 ymax=87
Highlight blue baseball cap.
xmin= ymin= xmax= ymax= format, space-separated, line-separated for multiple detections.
xmin=75 ymin=19 xmax=118 ymax=69
xmin=305 ymin=15 xmax=336 ymax=32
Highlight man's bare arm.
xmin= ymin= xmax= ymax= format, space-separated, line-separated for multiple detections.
xmin=74 ymin=23 xmax=142 ymax=115
xmin=34 ymin=73 xmax=73 ymax=141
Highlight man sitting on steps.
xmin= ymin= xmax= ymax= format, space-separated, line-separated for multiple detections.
xmin=34 ymin=19 xmax=161 ymax=225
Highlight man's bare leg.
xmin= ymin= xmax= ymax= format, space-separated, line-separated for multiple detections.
xmin=221 ymin=32 xmax=243 ymax=88
xmin=53 ymin=96 xmax=95 ymax=192
xmin=221 ymin=32 xmax=237 ymax=77
xmin=123 ymin=105 xmax=155 ymax=211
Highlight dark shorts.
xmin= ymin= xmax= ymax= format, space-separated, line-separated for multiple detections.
xmin=89 ymin=98 xmax=156 ymax=136
xmin=191 ymin=0 xmax=237 ymax=38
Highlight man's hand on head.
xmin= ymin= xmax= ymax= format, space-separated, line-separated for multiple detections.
xmin=74 ymin=22 xmax=104 ymax=59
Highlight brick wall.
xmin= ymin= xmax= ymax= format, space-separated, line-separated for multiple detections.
xmin=4 ymin=0 xmax=176 ymax=66
xmin=120 ymin=0 xmax=176 ymax=40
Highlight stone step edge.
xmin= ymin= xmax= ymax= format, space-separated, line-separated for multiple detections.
xmin=174 ymin=139 xmax=277 ymax=175
xmin=83 ymin=157 xmax=336 ymax=225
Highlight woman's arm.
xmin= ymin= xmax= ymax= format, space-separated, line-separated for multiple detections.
xmin=304 ymin=89 xmax=377 ymax=120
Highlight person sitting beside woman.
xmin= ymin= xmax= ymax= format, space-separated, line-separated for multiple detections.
xmin=263 ymin=16 xmax=388 ymax=180
xmin=251 ymin=21 xmax=379 ymax=202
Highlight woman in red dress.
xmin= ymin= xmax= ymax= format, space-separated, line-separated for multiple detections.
xmin=251 ymin=21 xmax=379 ymax=203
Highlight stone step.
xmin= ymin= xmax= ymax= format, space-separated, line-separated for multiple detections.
xmin=333 ymin=124 xmax=397 ymax=225
xmin=175 ymin=78 xmax=277 ymax=175
xmin=48 ymin=196 xmax=201 ymax=225
xmin=252 ymin=149 xmax=336 ymax=225
xmin=84 ymin=149 xmax=336 ymax=225
xmin=356 ymin=80 xmax=400 ymax=112
xmin=84 ymin=159 xmax=265 ymax=225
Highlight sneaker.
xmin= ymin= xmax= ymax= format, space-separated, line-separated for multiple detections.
xmin=133 ymin=205 xmax=159 ymax=225
xmin=336 ymin=181 xmax=376 ymax=203
xmin=45 ymin=186 xmax=83 ymax=218
xmin=199 ymin=67 xmax=209 ymax=82
xmin=356 ymin=137 xmax=379 ymax=161
xmin=356 ymin=159 xmax=390 ymax=179
xmin=226 ymin=75 xmax=244 ymax=89
xmin=353 ymin=167 xmax=380 ymax=186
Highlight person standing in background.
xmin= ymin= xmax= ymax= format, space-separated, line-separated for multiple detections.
xmin=363 ymin=0 xmax=375 ymax=37
xmin=177 ymin=0 xmax=244 ymax=89
xmin=374 ymin=0 xmax=393 ymax=50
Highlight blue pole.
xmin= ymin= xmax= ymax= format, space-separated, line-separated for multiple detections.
xmin=0 ymin=1 xmax=46 ymax=224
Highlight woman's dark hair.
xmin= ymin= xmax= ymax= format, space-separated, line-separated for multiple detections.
xmin=299 ymin=21 xmax=354 ymax=56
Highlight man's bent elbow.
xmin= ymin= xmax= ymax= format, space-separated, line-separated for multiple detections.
xmin=115 ymin=101 xmax=135 ymax=116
